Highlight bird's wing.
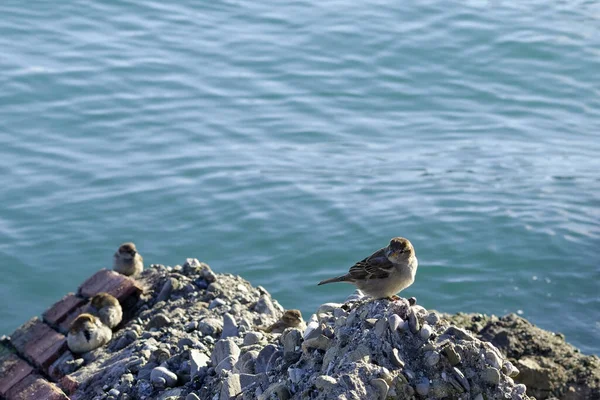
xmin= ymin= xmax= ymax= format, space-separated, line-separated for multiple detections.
xmin=347 ymin=248 xmax=395 ymax=281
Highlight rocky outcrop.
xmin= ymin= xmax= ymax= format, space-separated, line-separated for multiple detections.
xmin=443 ymin=313 xmax=600 ymax=400
xmin=47 ymin=259 xmax=533 ymax=400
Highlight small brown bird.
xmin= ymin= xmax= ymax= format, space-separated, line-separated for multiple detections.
xmin=87 ymin=292 xmax=123 ymax=329
xmin=67 ymin=313 xmax=112 ymax=353
xmin=263 ymin=309 xmax=306 ymax=333
xmin=318 ymin=237 xmax=418 ymax=299
xmin=113 ymin=242 xmax=144 ymax=276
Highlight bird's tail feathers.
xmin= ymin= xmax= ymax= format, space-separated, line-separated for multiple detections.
xmin=317 ymin=275 xmax=349 ymax=286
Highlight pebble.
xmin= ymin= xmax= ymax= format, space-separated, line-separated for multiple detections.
xmin=282 ymin=328 xmax=303 ymax=356
xmin=209 ymin=298 xmax=227 ymax=309
xmin=303 ymin=320 xmax=320 ymax=340
xmin=374 ymin=318 xmax=388 ymax=336
xmin=150 ymin=366 xmax=178 ymax=388
xmin=255 ymin=344 xmax=278 ymax=374
xmin=220 ymin=374 xmax=241 ymax=400
xmin=185 ymin=321 xmax=198 ymax=332
xmin=442 ymin=344 xmax=462 ymax=365
xmin=202 ymin=266 xmax=217 ymax=283
xmin=388 ymin=314 xmax=402 ymax=331
xmin=243 ymin=331 xmax=263 ymax=346
xmin=485 ymin=349 xmax=503 ymax=369
xmin=147 ymin=314 xmax=171 ymax=330
xmin=254 ymin=295 xmax=277 ymax=315
xmin=443 ymin=326 xmax=476 ymax=341
xmin=186 ymin=394 xmax=201 ymax=400
xmin=502 ymin=361 xmax=520 ymax=378
xmin=420 ymin=324 xmax=433 ymax=340
xmin=211 ymin=339 xmax=241 ymax=366
xmin=155 ymin=278 xmax=177 ymax=304
xmin=473 ymin=394 xmax=484 ymax=400
xmin=288 ymin=368 xmax=304 ymax=384
xmin=425 ymin=312 xmax=440 ymax=325
xmin=415 ymin=377 xmax=430 ymax=396
xmin=216 ymin=355 xmax=237 ymax=375
xmin=235 ymin=350 xmax=258 ymax=374
xmin=425 ymin=350 xmax=440 ymax=366
xmin=178 ymin=337 xmax=197 ymax=350
xmin=108 ymin=388 xmax=120 ymax=397
xmin=370 ymin=378 xmax=389 ymax=400
xmin=152 ymin=348 xmax=170 ymax=364
xmin=190 ymin=349 xmax=210 ymax=379
xmin=315 ymin=375 xmax=338 ymax=390
xmin=221 ymin=313 xmax=239 ymax=338
xmin=481 ymin=367 xmax=501 ymax=385
xmin=391 ymin=348 xmax=405 ymax=368
xmin=198 ymin=318 xmax=223 ymax=336
xmin=453 ymin=367 xmax=471 ymax=391
xmin=302 ymin=335 xmax=331 ymax=352
xmin=408 ymin=309 xmax=420 ymax=334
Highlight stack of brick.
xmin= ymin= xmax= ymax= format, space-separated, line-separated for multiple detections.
xmin=0 ymin=269 xmax=142 ymax=400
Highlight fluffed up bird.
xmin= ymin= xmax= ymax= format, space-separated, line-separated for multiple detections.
xmin=67 ymin=313 xmax=112 ymax=353
xmin=87 ymin=292 xmax=123 ymax=329
xmin=113 ymin=242 xmax=143 ymax=276
xmin=318 ymin=237 xmax=418 ymax=300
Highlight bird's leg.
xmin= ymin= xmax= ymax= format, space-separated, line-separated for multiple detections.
xmin=408 ymin=297 xmax=417 ymax=306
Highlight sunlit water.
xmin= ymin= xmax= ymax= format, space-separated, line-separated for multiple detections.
xmin=1 ymin=0 xmax=599 ymax=354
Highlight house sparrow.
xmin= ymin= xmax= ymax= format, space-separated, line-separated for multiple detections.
xmin=87 ymin=292 xmax=123 ymax=329
xmin=113 ymin=242 xmax=143 ymax=276
xmin=67 ymin=313 xmax=112 ymax=353
xmin=263 ymin=309 xmax=306 ymax=333
xmin=318 ymin=237 xmax=418 ymax=299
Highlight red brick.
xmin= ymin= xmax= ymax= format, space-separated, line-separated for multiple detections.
xmin=78 ymin=269 xmax=142 ymax=303
xmin=0 ymin=354 xmax=34 ymax=397
xmin=10 ymin=318 xmax=68 ymax=372
xmin=6 ymin=373 xmax=69 ymax=400
xmin=43 ymin=294 xmax=87 ymax=327
xmin=57 ymin=303 xmax=88 ymax=335
xmin=59 ymin=375 xmax=79 ymax=395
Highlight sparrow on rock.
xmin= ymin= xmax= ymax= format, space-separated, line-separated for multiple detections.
xmin=318 ymin=237 xmax=418 ymax=300
xmin=87 ymin=292 xmax=123 ymax=329
xmin=67 ymin=313 xmax=112 ymax=353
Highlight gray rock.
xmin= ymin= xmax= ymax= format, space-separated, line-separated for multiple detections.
xmin=453 ymin=367 xmax=471 ymax=391
xmin=302 ymin=335 xmax=330 ymax=352
xmin=408 ymin=309 xmax=420 ymax=334
xmin=190 ymin=349 xmax=210 ymax=379
xmin=443 ymin=326 xmax=476 ymax=341
xmin=415 ymin=377 xmax=430 ymax=396
xmin=203 ymin=265 xmax=217 ymax=283
xmin=425 ymin=350 xmax=440 ymax=367
xmin=150 ymin=366 xmax=178 ymax=388
xmin=315 ymin=375 xmax=338 ymax=390
xmin=186 ymin=393 xmax=201 ymax=400
xmin=220 ymin=373 xmax=241 ymax=400
xmin=216 ymin=355 xmax=237 ymax=375
xmin=442 ymin=344 xmax=462 ymax=365
xmin=185 ymin=321 xmax=198 ymax=332
xmin=370 ymin=378 xmax=389 ymax=400
xmin=420 ymin=324 xmax=434 ymax=340
xmin=147 ymin=313 xmax=171 ymax=330
xmin=388 ymin=314 xmax=402 ymax=331
xmin=221 ymin=313 xmax=239 ymax=338
xmin=374 ymin=318 xmax=388 ymax=336
xmin=481 ymin=367 xmax=501 ymax=385
xmin=288 ymin=368 xmax=304 ymax=384
xmin=317 ymin=303 xmax=343 ymax=315
xmin=425 ymin=312 xmax=441 ymax=326
xmin=254 ymin=295 xmax=277 ymax=315
xmin=235 ymin=350 xmax=258 ymax=374
xmin=209 ymin=298 xmax=227 ymax=309
xmin=502 ymin=361 xmax=520 ymax=378
xmin=266 ymin=350 xmax=283 ymax=372
xmin=243 ymin=331 xmax=263 ymax=346
xmin=211 ymin=339 xmax=241 ymax=366
xmin=282 ymin=328 xmax=303 ymax=356
xmin=156 ymin=278 xmax=177 ymax=304
xmin=198 ymin=318 xmax=223 ymax=336
xmin=391 ymin=348 xmax=405 ymax=368
xmin=178 ymin=337 xmax=198 ymax=350
xmin=255 ymin=345 xmax=278 ymax=374
xmin=108 ymin=388 xmax=119 ymax=397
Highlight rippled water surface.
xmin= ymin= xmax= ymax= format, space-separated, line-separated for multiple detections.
xmin=1 ymin=1 xmax=599 ymax=354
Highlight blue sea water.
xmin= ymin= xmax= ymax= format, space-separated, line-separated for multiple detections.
xmin=0 ymin=1 xmax=599 ymax=354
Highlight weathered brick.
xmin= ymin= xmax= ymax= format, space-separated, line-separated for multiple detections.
xmin=78 ymin=269 xmax=142 ymax=303
xmin=10 ymin=317 xmax=68 ymax=371
xmin=57 ymin=303 xmax=88 ymax=335
xmin=59 ymin=374 xmax=79 ymax=395
xmin=43 ymin=294 xmax=87 ymax=327
xmin=0 ymin=354 xmax=34 ymax=397
xmin=6 ymin=373 xmax=69 ymax=400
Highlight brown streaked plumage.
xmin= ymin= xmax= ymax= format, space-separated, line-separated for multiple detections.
xmin=318 ymin=237 xmax=418 ymax=299
xmin=263 ymin=309 xmax=306 ymax=333
xmin=67 ymin=313 xmax=112 ymax=353
xmin=113 ymin=242 xmax=144 ymax=276
xmin=88 ymin=292 xmax=123 ymax=329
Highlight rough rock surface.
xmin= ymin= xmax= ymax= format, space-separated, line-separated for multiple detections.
xmin=60 ymin=259 xmax=536 ymax=399
xmin=443 ymin=312 xmax=600 ymax=400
